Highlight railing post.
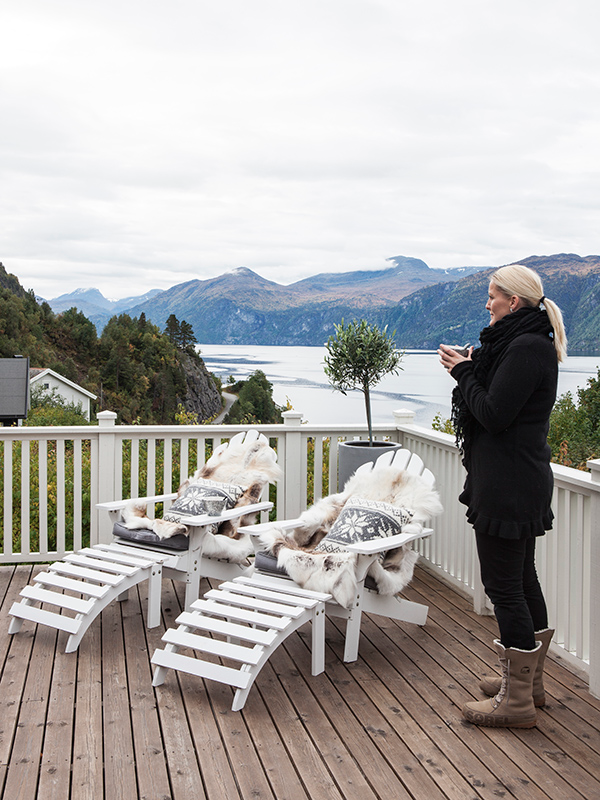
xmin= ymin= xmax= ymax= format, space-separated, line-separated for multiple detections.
xmin=95 ymin=411 xmax=118 ymax=544
xmin=393 ymin=408 xmax=415 ymax=447
xmin=282 ymin=411 xmax=304 ymax=518
xmin=393 ymin=408 xmax=415 ymax=426
xmin=588 ymin=458 xmax=600 ymax=698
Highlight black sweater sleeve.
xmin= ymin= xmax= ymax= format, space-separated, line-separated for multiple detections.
xmin=450 ymin=340 xmax=548 ymax=434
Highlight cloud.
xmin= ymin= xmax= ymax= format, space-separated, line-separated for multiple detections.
xmin=1 ymin=0 xmax=600 ymax=299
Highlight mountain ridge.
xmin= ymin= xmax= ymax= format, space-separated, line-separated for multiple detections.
xmin=31 ymin=253 xmax=600 ymax=353
xmin=383 ymin=254 xmax=600 ymax=353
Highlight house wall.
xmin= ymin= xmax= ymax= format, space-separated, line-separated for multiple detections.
xmin=31 ymin=375 xmax=92 ymax=420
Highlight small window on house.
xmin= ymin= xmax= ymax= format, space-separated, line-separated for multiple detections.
xmin=43 ymin=383 xmax=50 ymax=389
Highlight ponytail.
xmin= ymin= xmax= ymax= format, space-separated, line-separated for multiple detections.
xmin=541 ymin=296 xmax=567 ymax=362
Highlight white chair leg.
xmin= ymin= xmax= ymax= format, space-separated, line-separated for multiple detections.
xmin=152 ymin=641 xmax=179 ymax=686
xmin=343 ymin=605 xmax=363 ymax=663
xmin=146 ymin=564 xmax=163 ymax=628
xmin=184 ymin=555 xmax=201 ymax=611
xmin=311 ymin=604 xmax=326 ymax=675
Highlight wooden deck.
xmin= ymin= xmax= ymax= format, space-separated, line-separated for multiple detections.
xmin=0 ymin=563 xmax=598 ymax=800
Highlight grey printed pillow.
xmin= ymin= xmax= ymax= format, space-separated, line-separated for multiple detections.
xmin=162 ymin=478 xmax=244 ymax=534
xmin=162 ymin=494 xmax=228 ymax=535
xmin=315 ymin=496 xmax=414 ymax=555
xmin=169 ymin=478 xmax=244 ymax=513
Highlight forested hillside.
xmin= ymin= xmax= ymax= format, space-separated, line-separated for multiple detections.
xmin=0 ymin=263 xmax=221 ymax=424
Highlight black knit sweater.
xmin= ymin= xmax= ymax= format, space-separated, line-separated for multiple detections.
xmin=450 ymin=329 xmax=558 ymax=539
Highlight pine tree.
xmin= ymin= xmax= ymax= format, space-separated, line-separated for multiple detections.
xmin=164 ymin=314 xmax=181 ymax=345
xmin=179 ymin=320 xmax=197 ymax=350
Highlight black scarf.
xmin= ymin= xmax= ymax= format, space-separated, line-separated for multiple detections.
xmin=451 ymin=306 xmax=554 ymax=465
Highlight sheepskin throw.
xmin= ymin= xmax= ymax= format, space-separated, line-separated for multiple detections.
xmin=258 ymin=464 xmax=442 ymax=607
xmin=119 ymin=435 xmax=282 ymax=563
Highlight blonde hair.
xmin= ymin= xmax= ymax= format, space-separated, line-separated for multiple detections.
xmin=491 ymin=264 xmax=567 ymax=362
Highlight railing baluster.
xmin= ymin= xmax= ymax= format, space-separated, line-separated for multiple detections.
xmin=3 ymin=440 xmax=13 ymax=557
xmin=56 ymin=439 xmax=66 ymax=555
xmin=131 ymin=438 xmax=140 ymax=498
xmin=147 ymin=437 xmax=156 ymax=514
xmin=180 ymin=437 xmax=189 ymax=488
xmin=163 ymin=437 xmax=173 ymax=496
xmin=39 ymin=439 xmax=48 ymax=556
xmin=73 ymin=438 xmax=83 ymax=551
xmin=21 ymin=440 xmax=30 ymax=556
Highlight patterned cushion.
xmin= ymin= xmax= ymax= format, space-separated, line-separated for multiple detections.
xmin=167 ymin=479 xmax=243 ymax=514
xmin=315 ymin=496 xmax=414 ymax=555
xmin=162 ymin=479 xmax=243 ymax=533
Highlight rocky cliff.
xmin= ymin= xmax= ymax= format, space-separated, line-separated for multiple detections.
xmin=179 ymin=352 xmax=222 ymax=421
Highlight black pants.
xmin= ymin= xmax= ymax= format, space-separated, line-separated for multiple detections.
xmin=474 ymin=531 xmax=548 ymax=650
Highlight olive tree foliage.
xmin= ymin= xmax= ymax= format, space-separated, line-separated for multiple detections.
xmin=323 ymin=319 xmax=403 ymax=445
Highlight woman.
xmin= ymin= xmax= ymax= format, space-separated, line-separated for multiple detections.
xmin=438 ymin=264 xmax=567 ymax=728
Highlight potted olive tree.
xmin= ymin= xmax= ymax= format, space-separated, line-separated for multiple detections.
xmin=323 ymin=319 xmax=404 ymax=489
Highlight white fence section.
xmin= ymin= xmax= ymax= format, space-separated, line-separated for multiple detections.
xmin=1 ymin=409 xmax=599 ymax=698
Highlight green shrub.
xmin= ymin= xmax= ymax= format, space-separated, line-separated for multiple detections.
xmin=549 ymin=369 xmax=600 ymax=470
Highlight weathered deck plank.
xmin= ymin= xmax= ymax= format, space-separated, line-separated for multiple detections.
xmin=0 ymin=564 xmax=598 ymax=800
xmin=71 ymin=619 xmax=104 ymax=800
xmin=38 ymin=628 xmax=78 ymax=799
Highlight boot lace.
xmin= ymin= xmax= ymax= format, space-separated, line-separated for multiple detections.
xmin=492 ymin=653 xmax=509 ymax=708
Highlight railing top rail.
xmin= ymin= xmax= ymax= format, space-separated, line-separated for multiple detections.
xmin=0 ymin=426 xmax=99 ymax=439
xmin=395 ymin=424 xmax=458 ymax=448
xmin=1 ymin=421 xmax=401 ymax=437
xmin=551 ymin=462 xmax=597 ymax=493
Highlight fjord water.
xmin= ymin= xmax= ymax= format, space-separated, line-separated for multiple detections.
xmin=200 ymin=344 xmax=600 ymax=428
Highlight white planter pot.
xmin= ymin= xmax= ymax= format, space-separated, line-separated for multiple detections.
xmin=337 ymin=440 xmax=402 ymax=491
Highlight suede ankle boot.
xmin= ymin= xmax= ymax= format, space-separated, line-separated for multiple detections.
xmin=479 ymin=628 xmax=554 ymax=707
xmin=463 ymin=639 xmax=541 ymax=728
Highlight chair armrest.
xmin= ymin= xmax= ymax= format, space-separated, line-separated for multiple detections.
xmin=96 ymin=494 xmax=178 ymax=512
xmin=183 ymin=501 xmax=273 ymax=527
xmin=237 ymin=518 xmax=304 ymax=536
xmin=344 ymin=527 xmax=433 ymax=555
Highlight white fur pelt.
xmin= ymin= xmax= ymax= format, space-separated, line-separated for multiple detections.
xmin=259 ymin=466 xmax=443 ymax=606
xmin=122 ymin=435 xmax=282 ymax=562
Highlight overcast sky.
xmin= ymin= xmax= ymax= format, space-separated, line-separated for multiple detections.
xmin=2 ymin=1 xmax=599 ymax=301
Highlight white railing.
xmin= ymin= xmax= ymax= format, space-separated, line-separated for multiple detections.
xmin=1 ymin=408 xmax=599 ymax=697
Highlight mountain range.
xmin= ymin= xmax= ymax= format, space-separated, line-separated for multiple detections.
xmin=46 ymin=256 xmax=489 ymax=338
xmin=43 ymin=253 xmax=600 ymax=353
xmin=47 ymin=287 xmax=164 ymax=330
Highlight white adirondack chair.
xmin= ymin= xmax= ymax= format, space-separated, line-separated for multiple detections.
xmin=150 ymin=448 xmax=437 ymax=710
xmin=7 ymin=430 xmax=274 ymax=653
